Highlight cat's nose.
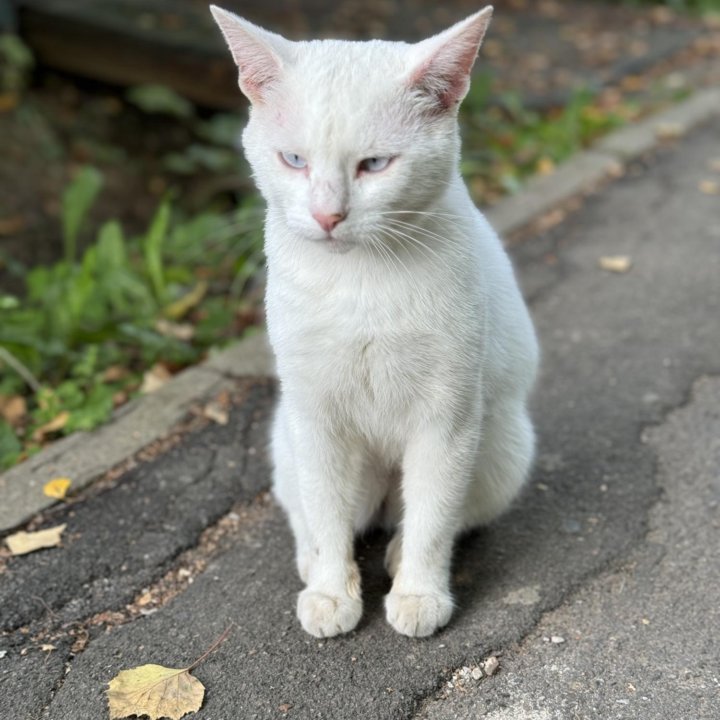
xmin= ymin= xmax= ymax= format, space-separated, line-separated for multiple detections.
xmin=312 ymin=211 xmax=346 ymax=233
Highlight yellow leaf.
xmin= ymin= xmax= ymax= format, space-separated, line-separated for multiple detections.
xmin=33 ymin=411 xmax=70 ymax=441
xmin=536 ymin=156 xmax=556 ymax=176
xmin=698 ymin=179 xmax=719 ymax=195
xmin=43 ymin=477 xmax=72 ymax=500
xmin=655 ymin=123 xmax=683 ymax=140
xmin=140 ymin=364 xmax=172 ymax=394
xmin=163 ymin=281 xmax=208 ymax=321
xmin=598 ymin=255 xmax=632 ymax=273
xmin=107 ymin=664 xmax=205 ymax=720
xmin=155 ymin=319 xmax=195 ymax=341
xmin=5 ymin=524 xmax=67 ymax=556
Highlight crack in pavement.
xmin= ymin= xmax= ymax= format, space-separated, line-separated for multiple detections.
xmin=416 ymin=374 xmax=720 ymax=719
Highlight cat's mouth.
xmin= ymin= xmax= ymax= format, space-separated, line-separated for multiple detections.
xmin=318 ymin=235 xmax=354 ymax=254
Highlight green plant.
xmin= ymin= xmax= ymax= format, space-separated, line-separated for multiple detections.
xmin=459 ymin=83 xmax=630 ymax=202
xmin=0 ymin=34 xmax=34 ymax=92
xmin=0 ymin=167 xmax=264 ymax=469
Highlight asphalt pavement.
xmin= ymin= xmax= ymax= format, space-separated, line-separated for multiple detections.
xmin=1 ymin=119 xmax=719 ymax=719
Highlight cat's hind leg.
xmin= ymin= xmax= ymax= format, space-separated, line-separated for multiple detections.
xmin=462 ymin=397 xmax=535 ymax=530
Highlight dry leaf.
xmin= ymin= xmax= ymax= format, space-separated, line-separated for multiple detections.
xmin=43 ymin=477 xmax=72 ymax=500
xmin=698 ymin=179 xmax=719 ymax=195
xmin=103 ymin=365 xmax=130 ymax=382
xmin=0 ymin=395 xmax=26 ymax=424
xmin=0 ymin=93 xmax=19 ymax=113
xmin=0 ymin=215 xmax=26 ymax=235
xmin=155 ymin=319 xmax=195 ymax=341
xmin=107 ymin=664 xmax=205 ymax=720
xmin=41 ymin=644 xmax=56 ymax=652
xmin=599 ymin=255 xmax=632 ymax=273
xmin=6 ymin=524 xmax=67 ymax=556
xmin=536 ymin=156 xmax=556 ymax=176
xmin=202 ymin=401 xmax=229 ymax=426
xmin=33 ymin=411 xmax=70 ymax=441
xmin=140 ymin=364 xmax=172 ymax=394
xmin=655 ymin=123 xmax=683 ymax=141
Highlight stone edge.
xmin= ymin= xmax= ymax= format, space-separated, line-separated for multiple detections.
xmin=2 ymin=88 xmax=719 ymax=533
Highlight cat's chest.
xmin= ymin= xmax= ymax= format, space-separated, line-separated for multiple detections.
xmin=270 ymin=280 xmax=454 ymax=403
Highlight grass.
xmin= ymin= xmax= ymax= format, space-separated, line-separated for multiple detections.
xmin=0 ymin=166 xmax=264 ymax=469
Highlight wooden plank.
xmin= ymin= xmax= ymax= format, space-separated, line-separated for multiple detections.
xmin=13 ymin=0 xmax=242 ymax=108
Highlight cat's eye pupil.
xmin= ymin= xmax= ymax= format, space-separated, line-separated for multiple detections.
xmin=280 ymin=152 xmax=307 ymax=169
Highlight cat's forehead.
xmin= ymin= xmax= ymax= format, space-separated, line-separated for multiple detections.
xmin=277 ymin=39 xmax=413 ymax=149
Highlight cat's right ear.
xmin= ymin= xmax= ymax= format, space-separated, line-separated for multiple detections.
xmin=210 ymin=6 xmax=290 ymax=105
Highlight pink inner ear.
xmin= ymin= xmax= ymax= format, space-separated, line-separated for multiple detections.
xmin=410 ymin=10 xmax=492 ymax=110
xmin=211 ymin=8 xmax=284 ymax=104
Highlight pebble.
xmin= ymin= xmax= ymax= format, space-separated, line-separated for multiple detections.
xmin=550 ymin=635 xmax=566 ymax=644
xmin=483 ymin=656 xmax=500 ymax=676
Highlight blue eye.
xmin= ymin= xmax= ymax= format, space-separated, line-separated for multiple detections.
xmin=280 ymin=152 xmax=307 ymax=169
xmin=359 ymin=156 xmax=393 ymax=173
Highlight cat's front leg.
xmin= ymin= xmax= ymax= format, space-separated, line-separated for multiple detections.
xmin=286 ymin=409 xmax=363 ymax=638
xmin=386 ymin=423 xmax=479 ymax=637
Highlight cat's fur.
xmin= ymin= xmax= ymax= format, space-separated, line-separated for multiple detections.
xmin=211 ymin=4 xmax=539 ymax=638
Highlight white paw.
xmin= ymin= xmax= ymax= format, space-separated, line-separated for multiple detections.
xmin=297 ymin=590 xmax=362 ymax=638
xmin=385 ymin=591 xmax=454 ymax=637
xmin=384 ymin=533 xmax=402 ymax=579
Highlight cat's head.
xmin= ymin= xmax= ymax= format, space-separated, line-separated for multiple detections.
xmin=211 ymin=5 xmax=492 ymax=252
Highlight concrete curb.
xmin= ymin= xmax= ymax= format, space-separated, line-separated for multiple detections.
xmin=2 ymin=88 xmax=719 ymax=534
xmin=487 ymin=87 xmax=720 ymax=237
xmin=0 ymin=333 xmax=274 ymax=533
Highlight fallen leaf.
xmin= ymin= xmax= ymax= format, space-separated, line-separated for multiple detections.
xmin=155 ymin=319 xmax=195 ymax=341
xmin=103 ymin=365 xmax=130 ymax=382
xmin=6 ymin=524 xmax=67 ymax=556
xmin=140 ymin=364 xmax=172 ymax=394
xmin=698 ymin=179 xmax=719 ymax=195
xmin=536 ymin=156 xmax=556 ymax=176
xmin=202 ymin=401 xmax=229 ymax=426
xmin=655 ymin=123 xmax=684 ymax=140
xmin=0 ymin=214 xmax=26 ymax=235
xmin=107 ymin=664 xmax=205 ymax=720
xmin=0 ymin=93 xmax=19 ymax=113
xmin=33 ymin=411 xmax=70 ymax=441
xmin=41 ymin=644 xmax=56 ymax=652
xmin=599 ymin=255 xmax=632 ymax=273
xmin=0 ymin=395 xmax=26 ymax=424
xmin=43 ymin=477 xmax=72 ymax=500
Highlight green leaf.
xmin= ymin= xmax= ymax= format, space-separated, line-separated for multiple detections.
xmin=194 ymin=114 xmax=243 ymax=146
xmin=61 ymin=166 xmax=104 ymax=263
xmin=126 ymin=84 xmax=194 ymax=118
xmin=143 ymin=201 xmax=170 ymax=304
xmin=0 ymin=419 xmax=22 ymax=470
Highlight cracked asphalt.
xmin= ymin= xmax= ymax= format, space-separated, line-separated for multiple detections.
xmin=2 ymin=121 xmax=720 ymax=719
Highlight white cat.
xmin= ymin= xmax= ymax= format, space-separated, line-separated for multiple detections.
xmin=211 ymin=4 xmax=539 ymax=638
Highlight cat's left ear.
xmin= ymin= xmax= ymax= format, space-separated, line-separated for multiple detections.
xmin=210 ymin=5 xmax=292 ymax=105
xmin=407 ymin=6 xmax=493 ymax=111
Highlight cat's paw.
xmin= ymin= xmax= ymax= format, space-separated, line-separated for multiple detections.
xmin=385 ymin=591 xmax=454 ymax=637
xmin=297 ymin=590 xmax=362 ymax=638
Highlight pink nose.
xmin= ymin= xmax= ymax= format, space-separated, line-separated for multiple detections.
xmin=312 ymin=211 xmax=346 ymax=233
